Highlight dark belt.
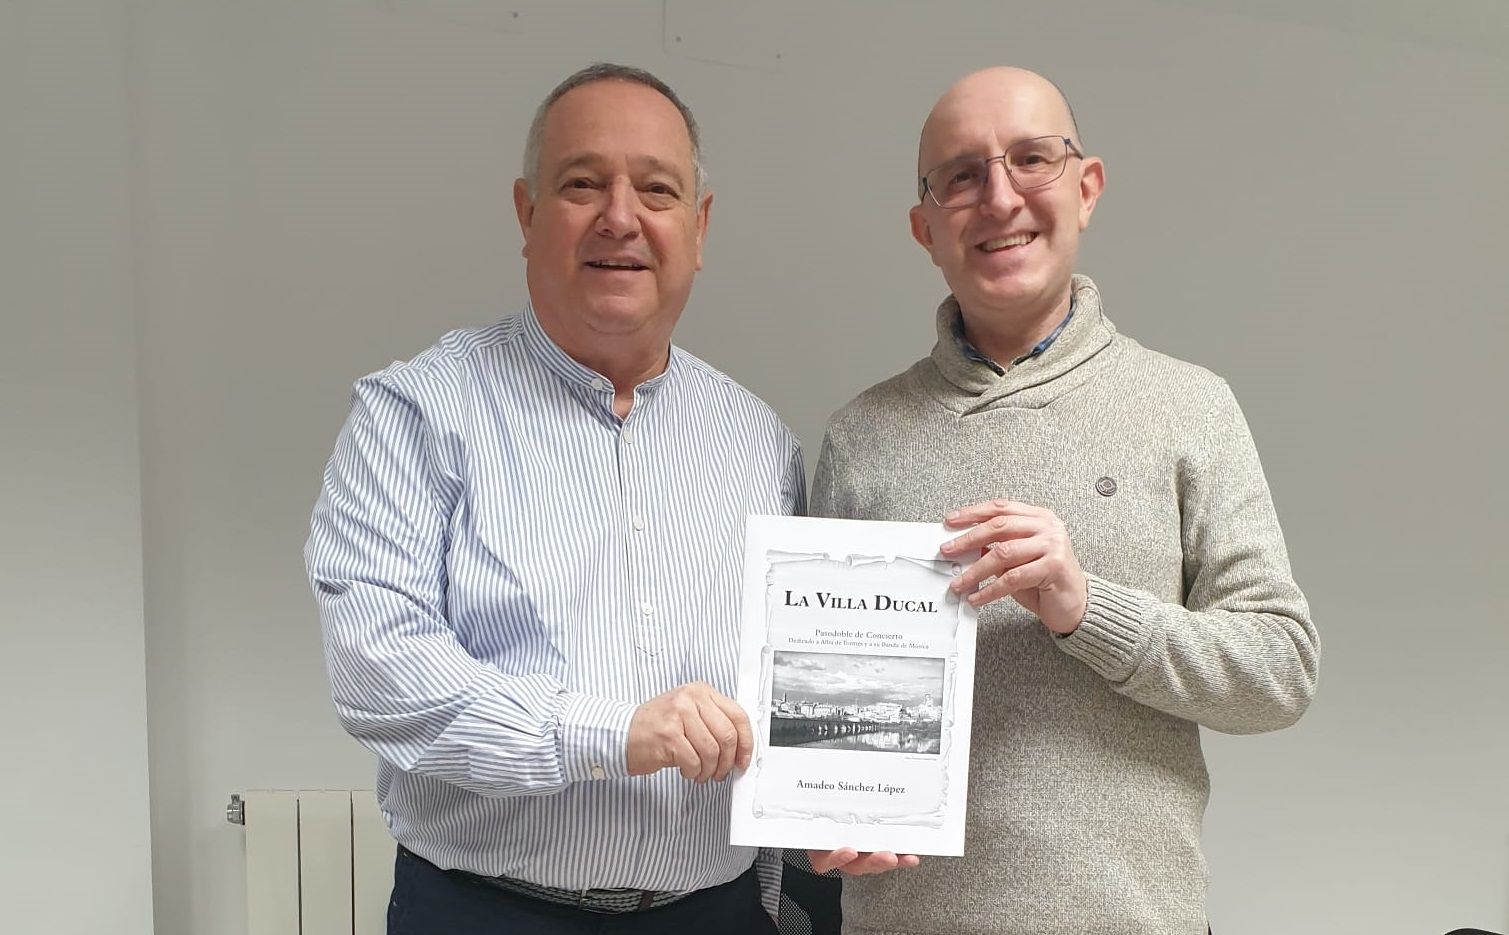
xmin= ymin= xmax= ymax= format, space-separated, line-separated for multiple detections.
xmin=463 ymin=869 xmax=691 ymax=914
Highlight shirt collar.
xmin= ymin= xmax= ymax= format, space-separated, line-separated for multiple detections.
xmin=519 ymin=301 xmax=677 ymax=398
xmin=950 ymin=295 xmax=1077 ymax=375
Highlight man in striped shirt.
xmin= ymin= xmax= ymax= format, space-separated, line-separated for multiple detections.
xmin=306 ymin=63 xmax=802 ymax=934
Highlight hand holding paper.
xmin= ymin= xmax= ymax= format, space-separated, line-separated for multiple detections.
xmin=942 ymin=498 xmax=1089 ymax=634
xmin=627 ymin=681 xmax=753 ymax=782
xmin=806 ymin=848 xmax=922 ymax=875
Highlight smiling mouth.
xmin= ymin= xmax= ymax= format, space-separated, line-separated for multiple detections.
xmin=977 ymin=233 xmax=1036 ymax=252
xmin=585 ymin=259 xmax=649 ymax=271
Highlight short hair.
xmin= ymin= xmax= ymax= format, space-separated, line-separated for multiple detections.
xmin=522 ymin=62 xmax=706 ymax=198
xmin=1048 ymin=75 xmax=1082 ymax=146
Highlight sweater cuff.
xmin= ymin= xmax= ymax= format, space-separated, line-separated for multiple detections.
xmin=1057 ymin=574 xmax=1151 ymax=682
xmin=558 ymin=692 xmax=637 ymax=783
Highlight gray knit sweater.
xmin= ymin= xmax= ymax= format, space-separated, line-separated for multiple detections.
xmin=809 ymin=275 xmax=1319 ymax=935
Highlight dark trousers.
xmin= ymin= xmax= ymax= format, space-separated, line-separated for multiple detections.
xmin=776 ymin=862 xmax=842 ymax=935
xmin=388 ymin=846 xmax=778 ymax=935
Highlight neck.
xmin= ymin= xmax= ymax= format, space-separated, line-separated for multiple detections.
xmin=959 ymin=286 xmax=1073 ymax=365
xmin=534 ymin=314 xmax=671 ymax=419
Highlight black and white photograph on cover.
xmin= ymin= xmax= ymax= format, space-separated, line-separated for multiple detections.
xmin=769 ymin=651 xmax=945 ymax=755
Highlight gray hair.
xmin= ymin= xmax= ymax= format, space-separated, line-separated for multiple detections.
xmin=522 ymin=62 xmax=706 ymax=199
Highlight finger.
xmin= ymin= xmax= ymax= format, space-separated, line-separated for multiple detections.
xmin=952 ymin=537 xmax=1050 ymax=595
xmin=968 ymin=555 xmax=1054 ymax=607
xmin=943 ymin=498 xmax=1049 ymax=528
xmin=696 ymin=699 xmax=739 ymax=781
xmin=950 ymin=547 xmax=1008 ymax=595
xmin=806 ymin=848 xmax=857 ymax=875
xmin=708 ymin=693 xmax=756 ymax=774
xmin=843 ymin=851 xmax=900 ymax=875
xmin=941 ymin=498 xmax=1017 ymax=527
xmin=680 ymin=710 xmax=722 ymax=783
xmin=664 ymin=732 xmax=700 ymax=779
xmin=952 ymin=536 xmax=1049 ymax=595
xmin=940 ymin=514 xmax=1043 ymax=557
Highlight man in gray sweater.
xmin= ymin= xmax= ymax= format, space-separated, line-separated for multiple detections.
xmin=799 ymin=67 xmax=1320 ymax=934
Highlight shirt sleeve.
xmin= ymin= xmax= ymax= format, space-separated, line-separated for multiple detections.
xmin=782 ymin=435 xmax=808 ymax=518
xmin=1056 ymin=382 xmax=1320 ymax=734
xmin=305 ymin=373 xmax=636 ymax=797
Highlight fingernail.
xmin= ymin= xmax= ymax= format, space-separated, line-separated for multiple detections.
xmin=946 ymin=510 xmax=959 ymax=521
xmin=949 ymin=577 xmax=963 ymax=592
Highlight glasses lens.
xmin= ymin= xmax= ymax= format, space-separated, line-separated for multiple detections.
xmin=924 ymin=138 xmax=1071 ymax=206
xmin=925 ymin=157 xmax=987 ymax=208
xmin=1006 ymin=137 xmax=1068 ymax=189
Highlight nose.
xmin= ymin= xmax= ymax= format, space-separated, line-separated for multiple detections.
xmin=596 ymin=178 xmax=641 ymax=239
xmin=978 ymin=157 xmax=1025 ymax=217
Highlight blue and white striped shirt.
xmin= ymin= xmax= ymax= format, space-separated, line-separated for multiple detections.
xmin=305 ymin=304 xmax=804 ymax=898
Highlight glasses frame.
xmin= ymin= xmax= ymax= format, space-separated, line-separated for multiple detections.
xmin=918 ymin=136 xmax=1085 ymax=208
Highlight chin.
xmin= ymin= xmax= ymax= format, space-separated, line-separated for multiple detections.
xmin=580 ymin=299 xmax=661 ymax=333
xmin=970 ymin=269 xmax=1061 ymax=309
xmin=959 ymin=280 xmax=1032 ymax=311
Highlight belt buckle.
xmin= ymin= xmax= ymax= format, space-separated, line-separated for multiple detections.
xmin=574 ymin=886 xmax=657 ymax=913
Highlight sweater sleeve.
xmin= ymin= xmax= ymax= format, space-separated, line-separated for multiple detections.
xmin=809 ymin=434 xmax=841 ymax=519
xmin=1057 ymin=382 xmax=1320 ymax=734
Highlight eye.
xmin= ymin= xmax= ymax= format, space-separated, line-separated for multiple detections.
xmin=561 ymin=176 xmax=600 ymax=192
xmin=639 ymin=181 xmax=682 ymax=208
xmin=949 ymin=165 xmax=982 ymax=185
xmin=933 ymin=161 xmax=984 ymax=195
xmin=1009 ymin=141 xmax=1063 ymax=173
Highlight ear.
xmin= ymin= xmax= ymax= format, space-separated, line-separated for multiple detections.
xmin=909 ymin=202 xmax=941 ymax=268
xmin=693 ymin=191 xmax=713 ymax=270
xmin=512 ymin=178 xmax=535 ymax=258
xmin=1076 ymin=157 xmax=1105 ymax=231
xmin=909 ymin=202 xmax=934 ymax=250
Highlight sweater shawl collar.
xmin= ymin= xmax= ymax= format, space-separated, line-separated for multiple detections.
xmin=924 ymin=273 xmax=1119 ymax=414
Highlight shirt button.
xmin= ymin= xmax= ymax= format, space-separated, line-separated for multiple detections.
xmin=632 ymin=515 xmax=646 ymax=531
xmin=640 ymin=602 xmax=654 ymax=616
xmin=622 ymin=428 xmax=636 ymax=444
xmin=590 ymin=764 xmax=606 ymax=780
xmin=590 ymin=378 xmax=607 ymax=392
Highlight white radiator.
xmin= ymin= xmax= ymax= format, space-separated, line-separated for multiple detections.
xmin=231 ymin=790 xmax=394 ymax=935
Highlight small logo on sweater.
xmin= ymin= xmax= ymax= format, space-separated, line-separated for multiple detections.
xmin=1095 ymin=476 xmax=1118 ymax=497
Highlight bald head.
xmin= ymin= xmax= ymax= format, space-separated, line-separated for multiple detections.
xmin=917 ymin=67 xmax=1081 ymax=183
xmin=906 ymin=65 xmax=1104 ymax=341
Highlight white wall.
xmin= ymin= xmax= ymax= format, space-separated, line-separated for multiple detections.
xmin=6 ymin=1 xmax=1505 ymax=933
xmin=0 ymin=3 xmax=155 ymax=934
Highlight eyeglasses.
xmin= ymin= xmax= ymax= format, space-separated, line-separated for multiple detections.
xmin=918 ymin=136 xmax=1084 ymax=208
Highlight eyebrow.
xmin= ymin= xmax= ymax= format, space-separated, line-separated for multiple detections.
xmin=924 ymin=133 xmax=1071 ymax=171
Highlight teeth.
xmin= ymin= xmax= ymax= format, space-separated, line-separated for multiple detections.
xmin=591 ymin=259 xmax=645 ymax=269
xmin=980 ymin=234 xmax=1034 ymax=251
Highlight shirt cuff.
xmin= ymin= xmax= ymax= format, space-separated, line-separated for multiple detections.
xmin=557 ymin=692 xmax=637 ymax=783
xmin=1055 ymin=574 xmax=1151 ymax=682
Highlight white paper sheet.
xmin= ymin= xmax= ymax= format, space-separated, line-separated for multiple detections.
xmin=729 ymin=515 xmax=978 ymax=856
